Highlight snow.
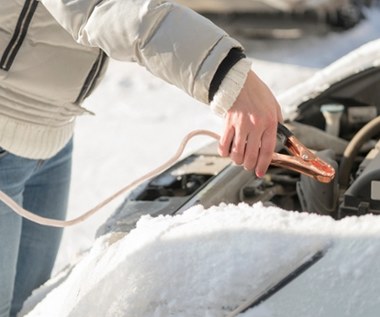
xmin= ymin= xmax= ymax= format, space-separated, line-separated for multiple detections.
xmin=19 ymin=6 xmax=380 ymax=317
xmin=29 ymin=203 xmax=326 ymax=316
xmin=22 ymin=203 xmax=380 ymax=316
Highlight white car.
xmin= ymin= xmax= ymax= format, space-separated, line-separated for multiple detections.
xmin=95 ymin=39 xmax=380 ymax=316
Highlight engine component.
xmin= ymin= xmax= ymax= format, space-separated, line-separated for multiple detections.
xmin=320 ymin=103 xmax=344 ymax=137
xmin=339 ymin=116 xmax=380 ymax=189
xmin=339 ymin=140 xmax=380 ymax=217
xmin=296 ymin=149 xmax=339 ymax=215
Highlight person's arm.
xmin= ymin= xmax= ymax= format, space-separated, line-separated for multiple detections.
xmin=39 ymin=0 xmax=242 ymax=104
xmin=40 ymin=0 xmax=283 ymax=176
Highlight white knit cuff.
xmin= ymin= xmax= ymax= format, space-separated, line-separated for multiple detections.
xmin=210 ymin=58 xmax=252 ymax=117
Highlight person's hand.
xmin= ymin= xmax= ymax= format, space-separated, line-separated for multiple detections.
xmin=218 ymin=70 xmax=283 ymax=178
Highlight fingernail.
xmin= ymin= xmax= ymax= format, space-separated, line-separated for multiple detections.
xmin=256 ymin=170 xmax=264 ymax=178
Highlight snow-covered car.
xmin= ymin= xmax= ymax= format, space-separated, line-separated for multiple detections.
xmin=22 ymin=40 xmax=380 ymax=316
xmin=94 ymin=39 xmax=380 ymax=316
xmin=175 ymin=0 xmax=372 ymax=30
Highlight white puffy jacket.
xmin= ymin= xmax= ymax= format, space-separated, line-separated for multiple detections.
xmin=0 ymin=0 xmax=244 ymax=159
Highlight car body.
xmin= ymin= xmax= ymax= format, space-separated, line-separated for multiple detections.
xmin=96 ymin=39 xmax=380 ymax=316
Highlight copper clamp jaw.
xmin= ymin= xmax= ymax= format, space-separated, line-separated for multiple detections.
xmin=271 ymin=123 xmax=336 ymax=183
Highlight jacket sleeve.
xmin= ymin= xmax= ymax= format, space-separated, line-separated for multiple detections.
xmin=39 ymin=0 xmax=243 ymax=104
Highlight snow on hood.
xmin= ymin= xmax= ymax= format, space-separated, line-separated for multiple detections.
xmin=279 ymin=38 xmax=380 ymax=120
xmin=22 ymin=202 xmax=380 ymax=317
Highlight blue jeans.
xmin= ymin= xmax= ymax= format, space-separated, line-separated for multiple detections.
xmin=0 ymin=139 xmax=72 ymax=317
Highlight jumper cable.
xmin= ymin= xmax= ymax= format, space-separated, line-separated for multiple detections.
xmin=0 ymin=124 xmax=335 ymax=227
